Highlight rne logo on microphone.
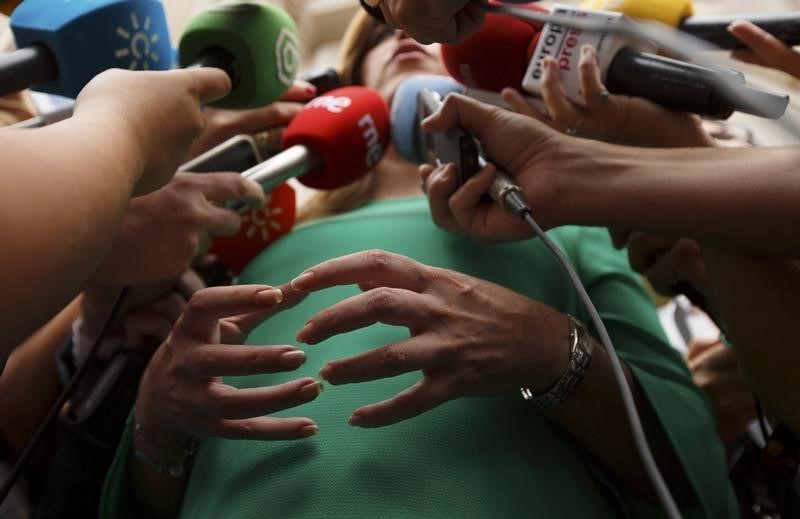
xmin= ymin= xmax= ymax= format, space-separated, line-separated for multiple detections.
xmin=306 ymin=95 xmax=352 ymax=114
xmin=358 ymin=114 xmax=382 ymax=168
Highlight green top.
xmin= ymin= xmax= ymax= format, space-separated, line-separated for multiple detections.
xmin=101 ymin=196 xmax=737 ymax=518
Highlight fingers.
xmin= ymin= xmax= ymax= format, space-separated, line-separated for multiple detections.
xmin=177 ymin=285 xmax=283 ymax=342
xmin=180 ymin=67 xmax=233 ymax=105
xmin=219 ymin=282 xmax=309 ymax=343
xmin=447 ymin=162 xmax=498 ymax=227
xmin=185 ymin=172 xmax=266 ymax=209
xmin=540 ymin=58 xmax=578 ymax=128
xmin=687 ymin=341 xmax=739 ymax=373
xmin=208 ymin=416 xmax=319 ymax=441
xmin=290 ymin=250 xmax=430 ymax=294
xmin=195 ymin=378 xmax=322 ymax=420
xmin=186 ymin=344 xmax=307 ymax=377
xmin=626 ymin=232 xmax=672 ymax=274
xmin=422 ymin=162 xmax=461 ymax=232
xmin=280 ymin=80 xmax=317 ymax=102
xmin=728 ymin=20 xmax=800 ymax=78
xmin=686 ymin=338 xmax=720 ymax=362
xmin=644 ymin=239 xmax=706 ymax=297
xmin=577 ymin=45 xmax=609 ymax=113
xmin=349 ymin=378 xmax=450 ymax=428
xmin=204 ymin=204 xmax=242 ymax=237
xmin=318 ymin=337 xmax=449 ymax=387
xmin=176 ymin=269 xmax=206 ymax=299
xmin=500 ymin=88 xmax=547 ymax=121
xmin=297 ymin=288 xmax=432 ymax=345
xmin=422 ymin=93 xmax=505 ymax=142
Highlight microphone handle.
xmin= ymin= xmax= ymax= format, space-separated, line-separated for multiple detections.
xmin=679 ymin=11 xmax=800 ymax=49
xmin=243 ymin=144 xmax=322 ymax=192
xmin=605 ymin=48 xmax=788 ymax=119
xmin=0 ymin=44 xmax=58 ymax=97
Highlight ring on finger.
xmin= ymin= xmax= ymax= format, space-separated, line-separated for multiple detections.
xmin=598 ymin=91 xmax=610 ymax=103
xmin=565 ymin=114 xmax=586 ymax=136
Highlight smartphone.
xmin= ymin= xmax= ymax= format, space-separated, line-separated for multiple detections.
xmin=179 ymin=134 xmax=262 ymax=174
xmin=417 ymin=88 xmax=480 ymax=185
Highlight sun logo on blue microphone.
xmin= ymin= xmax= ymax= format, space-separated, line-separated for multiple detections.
xmin=114 ymin=12 xmax=161 ymax=70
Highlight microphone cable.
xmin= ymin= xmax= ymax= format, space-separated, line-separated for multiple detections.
xmin=0 ymin=286 xmax=130 ymax=504
xmin=495 ymin=183 xmax=683 ymax=519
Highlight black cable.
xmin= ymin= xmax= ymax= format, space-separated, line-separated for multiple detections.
xmin=0 ymin=286 xmax=130 ymax=504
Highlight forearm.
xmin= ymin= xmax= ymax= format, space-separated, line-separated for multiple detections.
xmin=0 ymin=297 xmax=81 ymax=456
xmin=701 ymin=248 xmax=800 ymax=436
xmin=564 ymin=143 xmax=800 ymax=257
xmin=128 ymin=440 xmax=192 ymax=519
xmin=550 ymin=341 xmax=695 ymax=505
xmin=0 ymin=118 xmax=143 ymax=354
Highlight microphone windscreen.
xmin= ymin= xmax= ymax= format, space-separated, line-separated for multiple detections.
xmin=390 ymin=75 xmax=464 ymax=164
xmin=209 ymin=182 xmax=296 ymax=274
xmin=179 ymin=2 xmax=299 ymax=109
xmin=11 ymin=0 xmax=173 ymax=98
xmin=283 ymin=86 xmax=390 ymax=190
xmin=441 ymin=3 xmax=544 ymax=92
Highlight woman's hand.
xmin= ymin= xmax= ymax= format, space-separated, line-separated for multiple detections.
xmin=135 ymin=284 xmax=321 ymax=458
xmin=290 ymin=250 xmax=571 ymax=427
xmin=501 ymin=45 xmax=714 ymax=148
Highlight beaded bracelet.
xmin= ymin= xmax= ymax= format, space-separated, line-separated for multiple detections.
xmin=132 ymin=419 xmax=197 ymax=478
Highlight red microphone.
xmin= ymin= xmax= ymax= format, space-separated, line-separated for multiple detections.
xmin=210 ymin=86 xmax=391 ymax=273
xmin=441 ymin=2 xmax=544 ymax=92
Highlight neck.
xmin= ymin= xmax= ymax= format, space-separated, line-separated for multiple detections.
xmin=370 ymin=145 xmax=424 ymax=200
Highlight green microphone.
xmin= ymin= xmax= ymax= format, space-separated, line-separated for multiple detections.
xmin=179 ymin=1 xmax=300 ymax=109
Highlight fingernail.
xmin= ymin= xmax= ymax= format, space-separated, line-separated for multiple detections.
xmin=279 ymin=350 xmax=306 ymax=367
xmin=301 ymin=425 xmax=320 ymax=437
xmin=298 ymin=381 xmax=323 ymax=399
xmin=305 ymin=85 xmax=317 ymax=95
xmin=348 ymin=414 xmax=363 ymax=427
xmin=296 ymin=321 xmax=314 ymax=343
xmin=318 ymin=365 xmax=331 ymax=381
xmin=255 ymin=288 xmax=283 ymax=304
xmin=291 ymin=271 xmax=314 ymax=291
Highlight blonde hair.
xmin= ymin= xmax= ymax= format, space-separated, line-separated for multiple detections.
xmin=297 ymin=10 xmax=392 ymax=223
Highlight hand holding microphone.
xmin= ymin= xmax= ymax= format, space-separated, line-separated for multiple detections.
xmin=209 ymin=86 xmax=391 ymax=274
xmin=502 ymin=45 xmax=715 ymax=148
xmin=72 ymin=67 xmax=232 ymax=197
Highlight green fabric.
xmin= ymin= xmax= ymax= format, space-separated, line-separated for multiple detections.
xmin=101 ymin=196 xmax=737 ymax=518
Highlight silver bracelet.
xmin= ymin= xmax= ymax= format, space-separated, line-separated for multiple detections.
xmin=520 ymin=315 xmax=594 ymax=411
xmin=132 ymin=419 xmax=197 ymax=478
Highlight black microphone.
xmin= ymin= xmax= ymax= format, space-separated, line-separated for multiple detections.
xmin=679 ymin=11 xmax=800 ymax=49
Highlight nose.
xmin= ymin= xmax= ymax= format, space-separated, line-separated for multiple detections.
xmin=395 ymin=29 xmax=413 ymax=41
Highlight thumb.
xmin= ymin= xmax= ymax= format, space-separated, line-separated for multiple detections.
xmin=181 ymin=67 xmax=233 ymax=105
xmin=421 ymin=93 xmax=501 ymax=141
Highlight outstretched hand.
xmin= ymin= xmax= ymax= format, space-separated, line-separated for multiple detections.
xmin=290 ymin=250 xmax=570 ymax=427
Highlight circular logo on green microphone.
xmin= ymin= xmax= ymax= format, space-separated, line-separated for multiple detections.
xmin=275 ymin=28 xmax=299 ymax=87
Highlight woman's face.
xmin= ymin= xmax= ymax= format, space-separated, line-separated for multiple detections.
xmin=360 ymin=29 xmax=446 ymax=103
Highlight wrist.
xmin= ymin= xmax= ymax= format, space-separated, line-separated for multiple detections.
xmin=67 ymin=112 xmax=144 ymax=195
